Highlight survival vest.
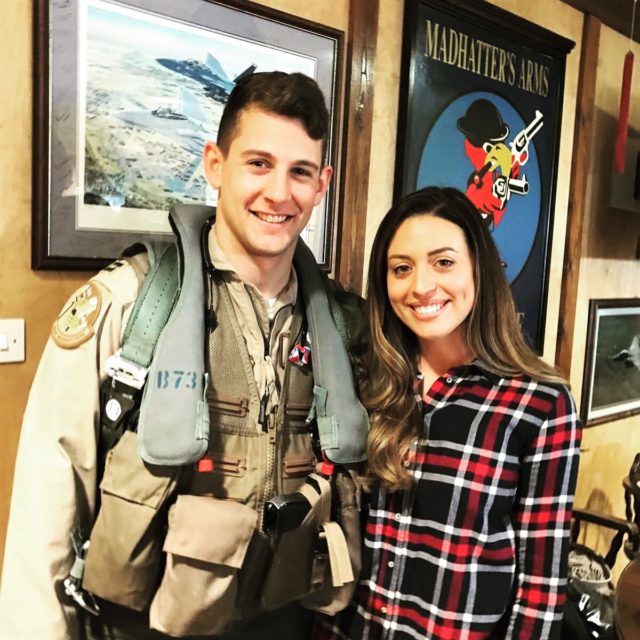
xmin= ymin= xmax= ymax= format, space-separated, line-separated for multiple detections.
xmin=67 ymin=205 xmax=369 ymax=637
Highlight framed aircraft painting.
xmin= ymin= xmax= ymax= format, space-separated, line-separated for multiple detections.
xmin=33 ymin=0 xmax=343 ymax=269
xmin=581 ymin=299 xmax=640 ymax=427
xmin=394 ymin=0 xmax=574 ymax=353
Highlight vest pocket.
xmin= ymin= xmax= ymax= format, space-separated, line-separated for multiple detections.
xmin=300 ymin=469 xmax=362 ymax=615
xmin=261 ymin=473 xmax=356 ymax=612
xmin=283 ymin=456 xmax=316 ymax=478
xmin=210 ymin=452 xmax=247 ymax=477
xmin=83 ymin=431 xmax=179 ymax=611
xmin=281 ymin=430 xmax=317 ymax=494
xmin=149 ymin=494 xmax=258 ymax=637
xmin=209 ymin=393 xmax=249 ymax=417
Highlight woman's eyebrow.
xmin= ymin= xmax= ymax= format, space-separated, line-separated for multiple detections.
xmin=388 ymin=246 xmax=458 ymax=261
xmin=427 ymin=246 xmax=457 ymax=257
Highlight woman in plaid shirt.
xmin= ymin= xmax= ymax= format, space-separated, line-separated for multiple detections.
xmin=315 ymin=187 xmax=581 ymax=640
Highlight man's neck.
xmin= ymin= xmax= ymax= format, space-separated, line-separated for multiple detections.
xmin=231 ymin=253 xmax=293 ymax=300
xmin=211 ymin=226 xmax=294 ymax=299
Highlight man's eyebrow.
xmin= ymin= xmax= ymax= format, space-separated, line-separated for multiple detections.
xmin=240 ymin=149 xmax=320 ymax=172
xmin=295 ymin=159 xmax=321 ymax=171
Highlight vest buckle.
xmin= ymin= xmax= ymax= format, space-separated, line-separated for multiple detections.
xmin=105 ymin=349 xmax=148 ymax=390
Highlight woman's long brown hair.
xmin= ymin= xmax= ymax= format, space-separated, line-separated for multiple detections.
xmin=362 ymin=187 xmax=564 ymax=491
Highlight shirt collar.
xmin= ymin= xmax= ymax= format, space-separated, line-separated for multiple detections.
xmin=456 ymin=359 xmax=503 ymax=385
xmin=207 ymin=222 xmax=298 ymax=310
xmin=207 ymin=224 xmax=236 ymax=273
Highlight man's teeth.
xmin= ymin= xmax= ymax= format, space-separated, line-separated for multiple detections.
xmin=414 ymin=303 xmax=443 ymax=315
xmin=255 ymin=212 xmax=288 ymax=223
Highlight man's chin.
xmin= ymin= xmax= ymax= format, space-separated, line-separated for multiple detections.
xmin=246 ymin=239 xmax=298 ymax=261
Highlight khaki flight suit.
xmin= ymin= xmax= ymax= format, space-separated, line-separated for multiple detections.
xmin=0 ymin=227 xmax=329 ymax=640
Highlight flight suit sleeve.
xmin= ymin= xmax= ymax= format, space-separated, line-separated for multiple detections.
xmin=0 ymin=257 xmax=146 ymax=640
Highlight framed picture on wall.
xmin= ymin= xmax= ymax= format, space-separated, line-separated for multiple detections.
xmin=33 ymin=0 xmax=343 ymax=270
xmin=394 ymin=0 xmax=574 ymax=353
xmin=581 ymin=298 xmax=640 ymax=427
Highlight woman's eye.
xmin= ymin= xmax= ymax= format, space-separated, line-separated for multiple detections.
xmin=392 ymin=264 xmax=411 ymax=276
xmin=436 ymin=258 xmax=454 ymax=268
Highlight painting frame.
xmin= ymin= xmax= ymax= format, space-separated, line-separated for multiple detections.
xmin=32 ymin=0 xmax=344 ymax=270
xmin=581 ymin=298 xmax=640 ymax=428
xmin=394 ymin=0 xmax=574 ymax=353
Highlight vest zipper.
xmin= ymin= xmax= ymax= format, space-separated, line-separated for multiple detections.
xmin=260 ymin=329 xmax=276 ymax=526
xmin=258 ymin=331 xmax=273 ymax=433
xmin=258 ymin=390 xmax=269 ymax=429
xmin=256 ymin=294 xmax=302 ymax=524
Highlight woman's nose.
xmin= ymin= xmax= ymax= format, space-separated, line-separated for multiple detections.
xmin=412 ymin=267 xmax=437 ymax=296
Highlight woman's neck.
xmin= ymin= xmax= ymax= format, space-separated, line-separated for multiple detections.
xmin=418 ymin=331 xmax=474 ymax=389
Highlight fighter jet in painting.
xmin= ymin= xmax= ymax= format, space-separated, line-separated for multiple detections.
xmin=612 ymin=335 xmax=640 ymax=370
xmin=114 ymin=86 xmax=213 ymax=153
xmin=84 ymin=87 xmax=213 ymax=210
xmin=156 ymin=52 xmax=256 ymax=102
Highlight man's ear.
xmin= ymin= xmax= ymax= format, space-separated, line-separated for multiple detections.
xmin=313 ymin=165 xmax=333 ymax=206
xmin=203 ymin=141 xmax=224 ymax=189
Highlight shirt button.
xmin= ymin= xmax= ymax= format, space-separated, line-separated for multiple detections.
xmin=394 ymin=513 xmax=402 ymax=521
xmin=446 ymin=377 xmax=453 ymax=384
xmin=388 ymin=561 xmax=395 ymax=568
xmin=381 ymin=606 xmax=387 ymax=614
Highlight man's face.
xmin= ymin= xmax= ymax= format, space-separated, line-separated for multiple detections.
xmin=204 ymin=107 xmax=332 ymax=266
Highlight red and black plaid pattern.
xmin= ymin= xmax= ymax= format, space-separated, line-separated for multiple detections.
xmin=314 ymin=362 xmax=581 ymax=640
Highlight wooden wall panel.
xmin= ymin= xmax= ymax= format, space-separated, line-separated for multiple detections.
xmin=337 ymin=0 xmax=379 ymax=292
xmin=555 ymin=15 xmax=601 ymax=377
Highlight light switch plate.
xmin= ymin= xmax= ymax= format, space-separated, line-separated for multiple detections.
xmin=0 ymin=319 xmax=25 ymax=363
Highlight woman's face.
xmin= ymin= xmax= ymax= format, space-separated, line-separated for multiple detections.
xmin=386 ymin=213 xmax=475 ymax=351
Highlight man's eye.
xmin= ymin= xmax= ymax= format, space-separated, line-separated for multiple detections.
xmin=293 ymin=167 xmax=313 ymax=178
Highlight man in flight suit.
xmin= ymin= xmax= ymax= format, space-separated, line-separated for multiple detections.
xmin=0 ymin=71 xmax=361 ymax=640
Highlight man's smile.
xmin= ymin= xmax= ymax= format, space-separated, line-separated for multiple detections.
xmin=251 ymin=210 xmax=291 ymax=224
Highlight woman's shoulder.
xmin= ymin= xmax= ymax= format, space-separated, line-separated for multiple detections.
xmin=510 ymin=376 xmax=578 ymax=422
xmin=475 ymin=363 xmax=575 ymax=410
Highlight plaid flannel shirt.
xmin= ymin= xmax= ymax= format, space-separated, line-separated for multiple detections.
xmin=315 ymin=362 xmax=582 ymax=640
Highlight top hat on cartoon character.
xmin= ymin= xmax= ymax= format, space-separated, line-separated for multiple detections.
xmin=457 ymin=99 xmax=509 ymax=148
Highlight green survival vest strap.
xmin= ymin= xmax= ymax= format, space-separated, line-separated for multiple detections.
xmin=293 ymin=241 xmax=368 ymax=464
xmin=136 ymin=205 xmax=212 ymax=465
xmin=99 ymin=241 xmax=180 ymax=479
xmin=121 ymin=243 xmax=179 ymax=369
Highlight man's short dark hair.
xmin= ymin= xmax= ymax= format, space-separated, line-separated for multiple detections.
xmin=216 ymin=71 xmax=330 ymax=161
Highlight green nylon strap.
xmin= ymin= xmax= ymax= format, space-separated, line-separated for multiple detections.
xmin=312 ymin=385 xmax=339 ymax=450
xmin=121 ymin=243 xmax=180 ymax=368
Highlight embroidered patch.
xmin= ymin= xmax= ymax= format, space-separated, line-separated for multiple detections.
xmin=51 ymin=282 xmax=102 ymax=349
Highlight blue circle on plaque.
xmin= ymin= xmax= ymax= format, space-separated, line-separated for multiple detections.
xmin=417 ymin=92 xmax=541 ymax=283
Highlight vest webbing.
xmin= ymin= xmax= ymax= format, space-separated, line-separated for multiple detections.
xmin=114 ymin=204 xmax=367 ymax=466
xmin=121 ymin=242 xmax=179 ymax=369
xmin=199 ymin=278 xmax=315 ymax=508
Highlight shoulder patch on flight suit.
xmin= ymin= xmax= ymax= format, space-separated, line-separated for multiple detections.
xmin=51 ymin=282 xmax=102 ymax=349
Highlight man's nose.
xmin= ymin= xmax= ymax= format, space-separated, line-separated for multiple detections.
xmin=264 ymin=169 xmax=291 ymax=202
